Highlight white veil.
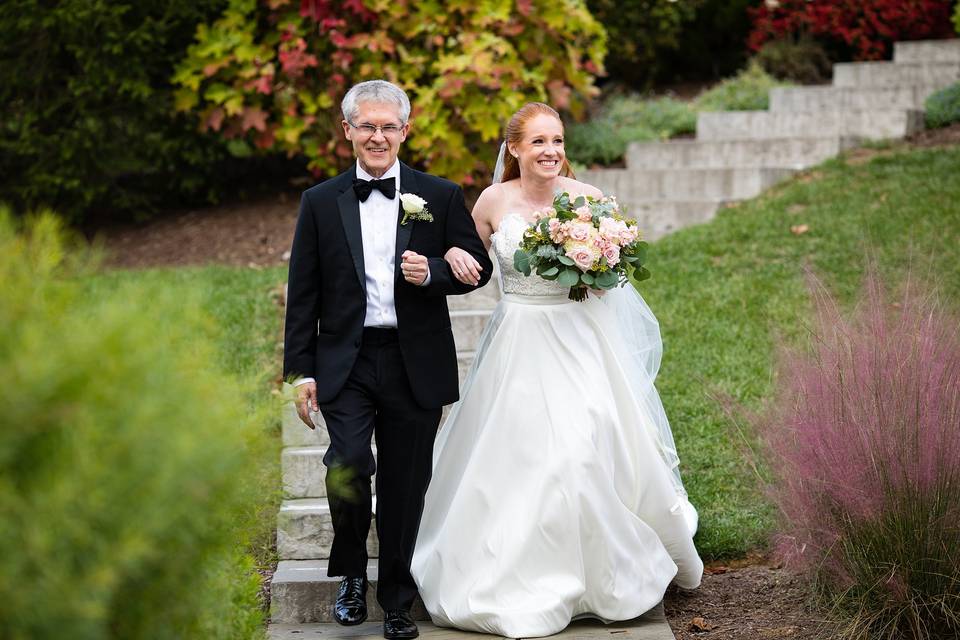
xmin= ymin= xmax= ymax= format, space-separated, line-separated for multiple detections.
xmin=492 ymin=141 xmax=507 ymax=184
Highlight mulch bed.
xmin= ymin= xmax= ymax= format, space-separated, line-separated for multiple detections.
xmin=665 ymin=556 xmax=835 ymax=639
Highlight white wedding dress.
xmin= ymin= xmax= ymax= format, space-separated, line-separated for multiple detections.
xmin=410 ymin=214 xmax=703 ymax=638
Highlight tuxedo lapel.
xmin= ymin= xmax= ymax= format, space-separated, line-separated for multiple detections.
xmin=394 ymin=162 xmax=420 ymax=276
xmin=337 ymin=165 xmax=366 ymax=296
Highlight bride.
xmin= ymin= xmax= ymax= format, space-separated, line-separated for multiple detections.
xmin=410 ymin=102 xmax=702 ymax=638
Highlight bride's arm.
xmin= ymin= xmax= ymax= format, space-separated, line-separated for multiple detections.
xmin=446 ymin=186 xmax=497 ymax=285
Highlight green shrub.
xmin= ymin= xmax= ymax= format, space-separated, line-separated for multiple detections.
xmin=0 ymin=1 xmax=264 ymax=223
xmin=955 ymin=2 xmax=960 ymax=34
xmin=754 ymin=35 xmax=833 ymax=84
xmin=925 ymin=83 xmax=960 ymax=129
xmin=174 ymin=0 xmax=605 ymax=187
xmin=694 ymin=61 xmax=790 ymax=112
xmin=585 ymin=0 xmax=699 ymax=90
xmin=565 ymin=95 xmax=695 ymax=167
xmin=0 ymin=209 xmax=272 ymax=639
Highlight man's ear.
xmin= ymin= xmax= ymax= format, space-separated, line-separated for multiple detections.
xmin=342 ymin=120 xmax=352 ymax=140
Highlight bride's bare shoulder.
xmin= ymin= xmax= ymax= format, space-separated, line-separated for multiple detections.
xmin=474 ymin=181 xmax=516 ymax=221
xmin=559 ymin=176 xmax=603 ymax=199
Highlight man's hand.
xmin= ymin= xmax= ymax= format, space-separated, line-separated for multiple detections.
xmin=296 ymin=381 xmax=319 ymax=429
xmin=401 ymin=250 xmax=429 ymax=285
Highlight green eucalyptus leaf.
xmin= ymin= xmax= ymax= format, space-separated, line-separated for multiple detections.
xmin=557 ymin=269 xmax=580 ymax=287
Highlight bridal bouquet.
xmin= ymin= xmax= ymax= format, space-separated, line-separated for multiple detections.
xmin=513 ymin=192 xmax=650 ymax=302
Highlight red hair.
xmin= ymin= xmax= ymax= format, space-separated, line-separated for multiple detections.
xmin=500 ymin=102 xmax=575 ymax=183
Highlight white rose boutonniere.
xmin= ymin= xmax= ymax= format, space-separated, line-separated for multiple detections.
xmin=399 ymin=193 xmax=433 ymax=225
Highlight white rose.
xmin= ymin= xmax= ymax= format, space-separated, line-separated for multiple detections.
xmin=400 ymin=193 xmax=427 ymax=214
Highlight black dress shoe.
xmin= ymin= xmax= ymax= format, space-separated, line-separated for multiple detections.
xmin=334 ymin=576 xmax=367 ymax=626
xmin=383 ymin=609 xmax=418 ymax=639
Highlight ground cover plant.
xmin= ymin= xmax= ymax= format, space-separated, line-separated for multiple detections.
xmin=925 ymin=83 xmax=960 ymax=129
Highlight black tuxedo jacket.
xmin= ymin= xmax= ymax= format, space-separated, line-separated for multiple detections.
xmin=283 ymin=162 xmax=493 ymax=409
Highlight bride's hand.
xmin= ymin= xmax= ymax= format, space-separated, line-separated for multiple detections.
xmin=445 ymin=247 xmax=482 ymax=286
xmin=589 ymin=288 xmax=607 ymax=298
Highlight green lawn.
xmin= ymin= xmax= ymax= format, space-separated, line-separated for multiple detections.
xmin=93 ymin=144 xmax=960 ymax=565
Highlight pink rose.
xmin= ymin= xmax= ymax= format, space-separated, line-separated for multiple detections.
xmin=566 ymin=244 xmax=596 ymax=271
xmin=602 ymin=243 xmax=621 ymax=266
xmin=567 ymin=221 xmax=592 ymax=242
xmin=575 ymin=205 xmax=592 ymax=222
xmin=598 ymin=217 xmax=624 ymax=243
xmin=619 ymin=225 xmax=639 ymax=245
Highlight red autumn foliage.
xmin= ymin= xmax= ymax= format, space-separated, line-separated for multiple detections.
xmin=748 ymin=0 xmax=955 ymax=61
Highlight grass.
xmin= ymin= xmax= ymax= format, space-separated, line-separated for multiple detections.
xmin=642 ymin=145 xmax=960 ymax=559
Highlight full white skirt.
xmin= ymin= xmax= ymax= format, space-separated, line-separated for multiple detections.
xmin=411 ymin=293 xmax=703 ymax=638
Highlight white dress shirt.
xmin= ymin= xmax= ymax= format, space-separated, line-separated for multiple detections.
xmin=294 ymin=160 xmax=428 ymax=388
xmin=357 ymin=159 xmax=401 ymax=329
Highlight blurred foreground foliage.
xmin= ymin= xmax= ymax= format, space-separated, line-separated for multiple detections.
xmin=0 ymin=208 xmax=275 ymax=639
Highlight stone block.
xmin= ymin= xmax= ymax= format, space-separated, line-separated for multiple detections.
xmin=580 ymin=167 xmax=796 ymax=202
xmin=625 ymin=137 xmax=859 ymax=170
xmin=282 ymin=446 xmax=378 ymax=499
xmin=832 ymin=61 xmax=960 ymax=88
xmin=894 ymin=40 xmax=960 ymax=64
xmin=769 ymin=85 xmax=941 ymax=112
xmin=277 ymin=498 xmax=379 ymax=560
xmin=270 ymin=560 xmax=429 ymax=624
xmin=696 ymin=109 xmax=925 ymax=141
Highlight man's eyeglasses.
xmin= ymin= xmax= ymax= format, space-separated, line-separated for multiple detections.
xmin=348 ymin=120 xmax=404 ymax=137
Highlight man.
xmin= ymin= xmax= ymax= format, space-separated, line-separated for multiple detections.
xmin=283 ymin=80 xmax=492 ymax=639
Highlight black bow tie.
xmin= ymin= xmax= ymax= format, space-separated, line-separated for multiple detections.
xmin=352 ymin=177 xmax=396 ymax=202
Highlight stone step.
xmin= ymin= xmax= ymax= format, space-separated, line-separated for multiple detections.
xmin=894 ymin=39 xmax=960 ymax=64
xmin=628 ymin=200 xmax=723 ymax=241
xmin=696 ymin=109 xmax=924 ymax=141
xmin=278 ymin=498 xmax=379 ymax=560
xmin=580 ymin=167 xmax=796 ymax=202
xmin=450 ymin=309 xmax=493 ymax=352
xmin=283 ymin=446 xmax=378 ymax=499
xmin=832 ymin=61 xmax=960 ymax=88
xmin=270 ymin=560 xmax=429 ymax=624
xmin=625 ymin=136 xmax=860 ymax=170
xmin=769 ymin=85 xmax=943 ymax=112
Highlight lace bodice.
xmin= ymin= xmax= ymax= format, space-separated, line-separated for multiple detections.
xmin=491 ymin=214 xmax=568 ymax=297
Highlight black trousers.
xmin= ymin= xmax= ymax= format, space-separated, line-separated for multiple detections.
xmin=320 ymin=327 xmax=442 ymax=611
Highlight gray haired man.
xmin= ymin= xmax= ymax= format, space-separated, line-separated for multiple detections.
xmin=283 ymin=80 xmax=492 ymax=638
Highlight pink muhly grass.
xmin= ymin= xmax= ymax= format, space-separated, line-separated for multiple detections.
xmin=758 ymin=270 xmax=960 ymax=639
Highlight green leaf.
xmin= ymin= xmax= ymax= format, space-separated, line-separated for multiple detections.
xmin=580 ymin=272 xmax=594 ymax=285
xmin=595 ymin=270 xmax=618 ymax=287
xmin=633 ymin=266 xmax=651 ymax=282
xmin=558 ymin=255 xmax=575 ymax=266
xmin=541 ymin=266 xmax=559 ymax=277
xmin=226 ymin=139 xmax=252 ymax=158
xmin=557 ymin=269 xmax=580 ymax=287
xmin=514 ymin=249 xmax=532 ymax=276
xmin=572 ymin=195 xmax=586 ymax=209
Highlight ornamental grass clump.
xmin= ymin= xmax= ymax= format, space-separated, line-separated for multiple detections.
xmin=758 ymin=272 xmax=960 ymax=640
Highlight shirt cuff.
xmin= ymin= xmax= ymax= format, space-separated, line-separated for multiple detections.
xmin=418 ymin=268 xmax=432 ymax=287
xmin=293 ymin=377 xmax=316 ymax=387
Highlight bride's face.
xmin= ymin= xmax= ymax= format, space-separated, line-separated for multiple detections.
xmin=511 ymin=114 xmax=565 ymax=181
